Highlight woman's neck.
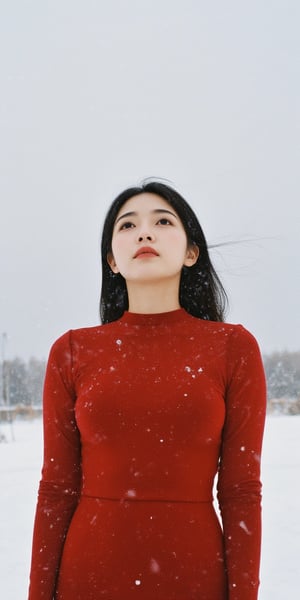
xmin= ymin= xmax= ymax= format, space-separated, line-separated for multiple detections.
xmin=126 ymin=280 xmax=181 ymax=314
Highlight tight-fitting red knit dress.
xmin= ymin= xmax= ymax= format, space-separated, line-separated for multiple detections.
xmin=28 ymin=308 xmax=266 ymax=600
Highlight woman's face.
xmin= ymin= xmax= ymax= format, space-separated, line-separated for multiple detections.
xmin=108 ymin=193 xmax=198 ymax=285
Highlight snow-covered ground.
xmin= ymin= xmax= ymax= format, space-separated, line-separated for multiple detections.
xmin=1 ymin=416 xmax=299 ymax=599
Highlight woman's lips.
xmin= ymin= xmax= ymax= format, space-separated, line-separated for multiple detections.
xmin=134 ymin=247 xmax=159 ymax=258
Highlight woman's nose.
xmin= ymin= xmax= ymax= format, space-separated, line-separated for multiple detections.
xmin=138 ymin=233 xmax=154 ymax=242
xmin=136 ymin=225 xmax=155 ymax=242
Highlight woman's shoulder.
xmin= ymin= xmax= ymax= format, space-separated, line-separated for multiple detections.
xmin=185 ymin=313 xmax=260 ymax=351
xmin=48 ymin=322 xmax=118 ymax=356
xmin=185 ymin=312 xmax=247 ymax=335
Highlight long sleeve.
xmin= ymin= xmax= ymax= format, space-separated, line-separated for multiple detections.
xmin=217 ymin=326 xmax=266 ymax=600
xmin=28 ymin=331 xmax=81 ymax=600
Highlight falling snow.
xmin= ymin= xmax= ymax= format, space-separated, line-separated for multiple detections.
xmin=149 ymin=557 xmax=161 ymax=574
xmin=239 ymin=520 xmax=252 ymax=535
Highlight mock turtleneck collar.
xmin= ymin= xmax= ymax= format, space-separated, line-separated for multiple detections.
xmin=119 ymin=307 xmax=188 ymax=327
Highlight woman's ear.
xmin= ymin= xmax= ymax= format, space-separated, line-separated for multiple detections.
xmin=107 ymin=252 xmax=119 ymax=274
xmin=184 ymin=244 xmax=199 ymax=267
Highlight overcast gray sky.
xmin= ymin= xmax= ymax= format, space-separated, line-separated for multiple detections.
xmin=0 ymin=0 xmax=299 ymax=360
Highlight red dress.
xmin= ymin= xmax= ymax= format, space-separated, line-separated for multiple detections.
xmin=28 ymin=309 xmax=266 ymax=600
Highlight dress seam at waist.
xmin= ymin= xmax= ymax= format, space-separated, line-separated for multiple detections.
xmin=80 ymin=494 xmax=213 ymax=504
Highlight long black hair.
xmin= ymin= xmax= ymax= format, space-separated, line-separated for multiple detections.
xmin=100 ymin=180 xmax=228 ymax=323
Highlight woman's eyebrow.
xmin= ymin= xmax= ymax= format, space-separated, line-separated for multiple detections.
xmin=115 ymin=208 xmax=178 ymax=225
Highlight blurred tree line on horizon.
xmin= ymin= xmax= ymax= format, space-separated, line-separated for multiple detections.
xmin=0 ymin=351 xmax=300 ymax=415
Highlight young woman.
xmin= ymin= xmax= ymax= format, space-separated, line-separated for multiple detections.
xmin=28 ymin=181 xmax=266 ymax=599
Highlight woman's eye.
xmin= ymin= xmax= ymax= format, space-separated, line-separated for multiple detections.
xmin=157 ymin=218 xmax=172 ymax=226
xmin=119 ymin=221 xmax=135 ymax=230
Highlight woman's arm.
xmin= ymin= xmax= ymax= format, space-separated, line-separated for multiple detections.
xmin=217 ymin=326 xmax=266 ymax=600
xmin=28 ymin=331 xmax=81 ymax=600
